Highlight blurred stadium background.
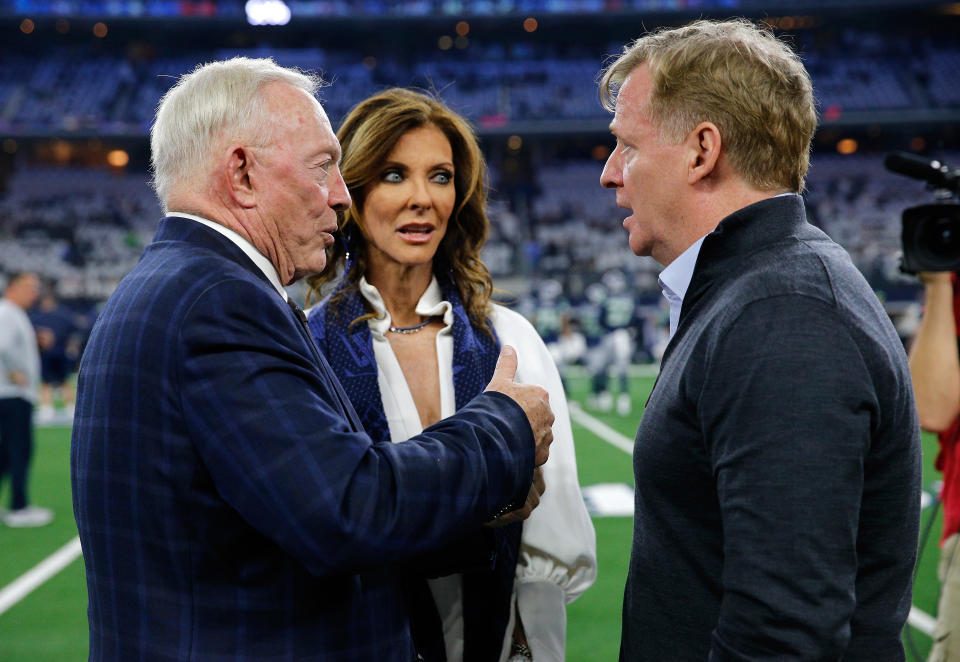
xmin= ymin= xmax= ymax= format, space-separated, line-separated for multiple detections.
xmin=0 ymin=0 xmax=958 ymax=659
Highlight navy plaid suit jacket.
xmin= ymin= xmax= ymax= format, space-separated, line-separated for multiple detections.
xmin=71 ymin=217 xmax=534 ymax=661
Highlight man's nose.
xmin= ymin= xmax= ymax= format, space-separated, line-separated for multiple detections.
xmin=330 ymin=170 xmax=351 ymax=211
xmin=600 ymin=151 xmax=622 ymax=189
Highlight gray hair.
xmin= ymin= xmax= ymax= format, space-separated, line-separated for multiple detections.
xmin=150 ymin=56 xmax=323 ymax=211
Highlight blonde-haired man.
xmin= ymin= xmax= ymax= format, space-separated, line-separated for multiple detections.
xmin=600 ymin=19 xmax=920 ymax=660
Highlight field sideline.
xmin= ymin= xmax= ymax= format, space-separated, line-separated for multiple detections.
xmin=0 ymin=374 xmax=942 ymax=661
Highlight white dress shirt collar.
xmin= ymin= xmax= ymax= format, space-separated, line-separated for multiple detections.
xmin=658 ymin=235 xmax=707 ymax=339
xmin=357 ymin=275 xmax=454 ymax=335
xmin=167 ymin=212 xmax=289 ymax=302
xmin=656 ymin=193 xmax=799 ymax=339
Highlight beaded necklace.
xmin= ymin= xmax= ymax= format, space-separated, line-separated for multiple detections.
xmin=387 ymin=316 xmax=437 ymax=334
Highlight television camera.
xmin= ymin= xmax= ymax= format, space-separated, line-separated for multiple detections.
xmin=885 ymin=151 xmax=960 ymax=274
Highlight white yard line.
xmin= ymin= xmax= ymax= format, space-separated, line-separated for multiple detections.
xmin=909 ymin=605 xmax=936 ymax=636
xmin=567 ymin=401 xmax=634 ymax=455
xmin=0 ymin=536 xmax=82 ymax=616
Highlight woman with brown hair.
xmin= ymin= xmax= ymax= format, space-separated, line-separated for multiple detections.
xmin=306 ymin=88 xmax=596 ymax=662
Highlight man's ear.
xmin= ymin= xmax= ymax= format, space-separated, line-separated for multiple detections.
xmin=224 ymin=144 xmax=256 ymax=208
xmin=685 ymin=121 xmax=722 ymax=184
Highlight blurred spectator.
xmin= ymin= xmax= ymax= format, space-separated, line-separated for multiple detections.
xmin=547 ymin=313 xmax=587 ymax=391
xmin=0 ymin=272 xmax=53 ymax=528
xmin=582 ymin=271 xmax=637 ymax=415
xmin=29 ymin=288 xmax=81 ymax=422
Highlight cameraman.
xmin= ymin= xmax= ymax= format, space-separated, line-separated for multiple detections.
xmin=910 ymin=270 xmax=960 ymax=661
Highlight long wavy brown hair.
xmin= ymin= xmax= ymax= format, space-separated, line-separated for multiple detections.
xmin=306 ymin=88 xmax=493 ymax=333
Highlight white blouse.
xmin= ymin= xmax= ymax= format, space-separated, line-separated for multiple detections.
xmin=358 ymin=277 xmax=597 ymax=662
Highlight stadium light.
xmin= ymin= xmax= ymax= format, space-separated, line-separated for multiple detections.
xmin=823 ymin=104 xmax=842 ymax=122
xmin=245 ymin=0 xmax=291 ymax=26
xmin=52 ymin=140 xmax=72 ymax=164
xmin=107 ymin=150 xmax=129 ymax=168
xmin=837 ymin=138 xmax=858 ymax=155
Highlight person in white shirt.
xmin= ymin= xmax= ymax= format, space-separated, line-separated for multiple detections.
xmin=305 ymin=88 xmax=596 ymax=662
xmin=0 ymin=271 xmax=53 ymax=527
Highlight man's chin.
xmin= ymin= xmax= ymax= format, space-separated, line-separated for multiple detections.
xmin=291 ymin=262 xmax=327 ymax=284
xmin=628 ymin=238 xmax=649 ymax=257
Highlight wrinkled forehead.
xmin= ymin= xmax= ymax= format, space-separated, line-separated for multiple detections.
xmin=314 ymin=105 xmax=341 ymax=160
xmin=607 ymin=87 xmax=632 ymax=134
xmin=268 ymin=84 xmax=341 ymax=157
xmin=304 ymin=94 xmax=341 ymax=155
xmin=611 ymin=69 xmax=651 ymax=122
xmin=283 ymin=85 xmax=327 ymax=125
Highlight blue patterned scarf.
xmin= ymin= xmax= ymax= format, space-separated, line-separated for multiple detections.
xmin=307 ymin=277 xmax=500 ymax=443
xmin=307 ymin=276 xmax=522 ymax=662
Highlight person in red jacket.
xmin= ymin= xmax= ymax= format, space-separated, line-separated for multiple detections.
xmin=910 ymin=270 xmax=960 ymax=662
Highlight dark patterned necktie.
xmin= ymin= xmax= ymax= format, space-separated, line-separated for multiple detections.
xmin=287 ymin=298 xmax=308 ymax=325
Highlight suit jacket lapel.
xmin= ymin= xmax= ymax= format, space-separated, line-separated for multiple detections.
xmin=153 ymin=217 xmax=365 ymax=431
xmin=152 ymin=217 xmax=278 ymax=292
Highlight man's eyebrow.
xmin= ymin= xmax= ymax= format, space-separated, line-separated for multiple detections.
xmin=313 ymin=149 xmax=340 ymax=164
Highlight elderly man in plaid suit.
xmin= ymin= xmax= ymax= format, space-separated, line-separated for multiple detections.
xmin=71 ymin=57 xmax=553 ymax=662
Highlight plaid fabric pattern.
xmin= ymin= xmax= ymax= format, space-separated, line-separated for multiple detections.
xmin=71 ymin=217 xmax=534 ymax=661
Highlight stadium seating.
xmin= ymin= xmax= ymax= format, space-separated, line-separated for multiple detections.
xmin=0 ymin=30 xmax=957 ymax=134
xmin=3 ymin=151 xmax=954 ymax=308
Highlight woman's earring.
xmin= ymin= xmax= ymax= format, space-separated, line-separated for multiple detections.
xmin=341 ymin=229 xmax=355 ymax=275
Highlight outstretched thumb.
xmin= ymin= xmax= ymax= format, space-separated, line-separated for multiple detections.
xmin=490 ymin=344 xmax=518 ymax=384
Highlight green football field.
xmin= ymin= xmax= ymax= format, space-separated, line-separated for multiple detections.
xmin=0 ymin=374 xmax=942 ymax=661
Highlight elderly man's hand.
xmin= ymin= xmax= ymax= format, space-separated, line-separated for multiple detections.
xmin=484 ymin=345 xmax=554 ymax=466
xmin=486 ymin=467 xmax=545 ymax=527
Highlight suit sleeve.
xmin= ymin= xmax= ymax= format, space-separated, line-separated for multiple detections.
xmin=177 ymin=278 xmax=535 ymax=578
xmin=699 ymin=295 xmax=871 ymax=660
